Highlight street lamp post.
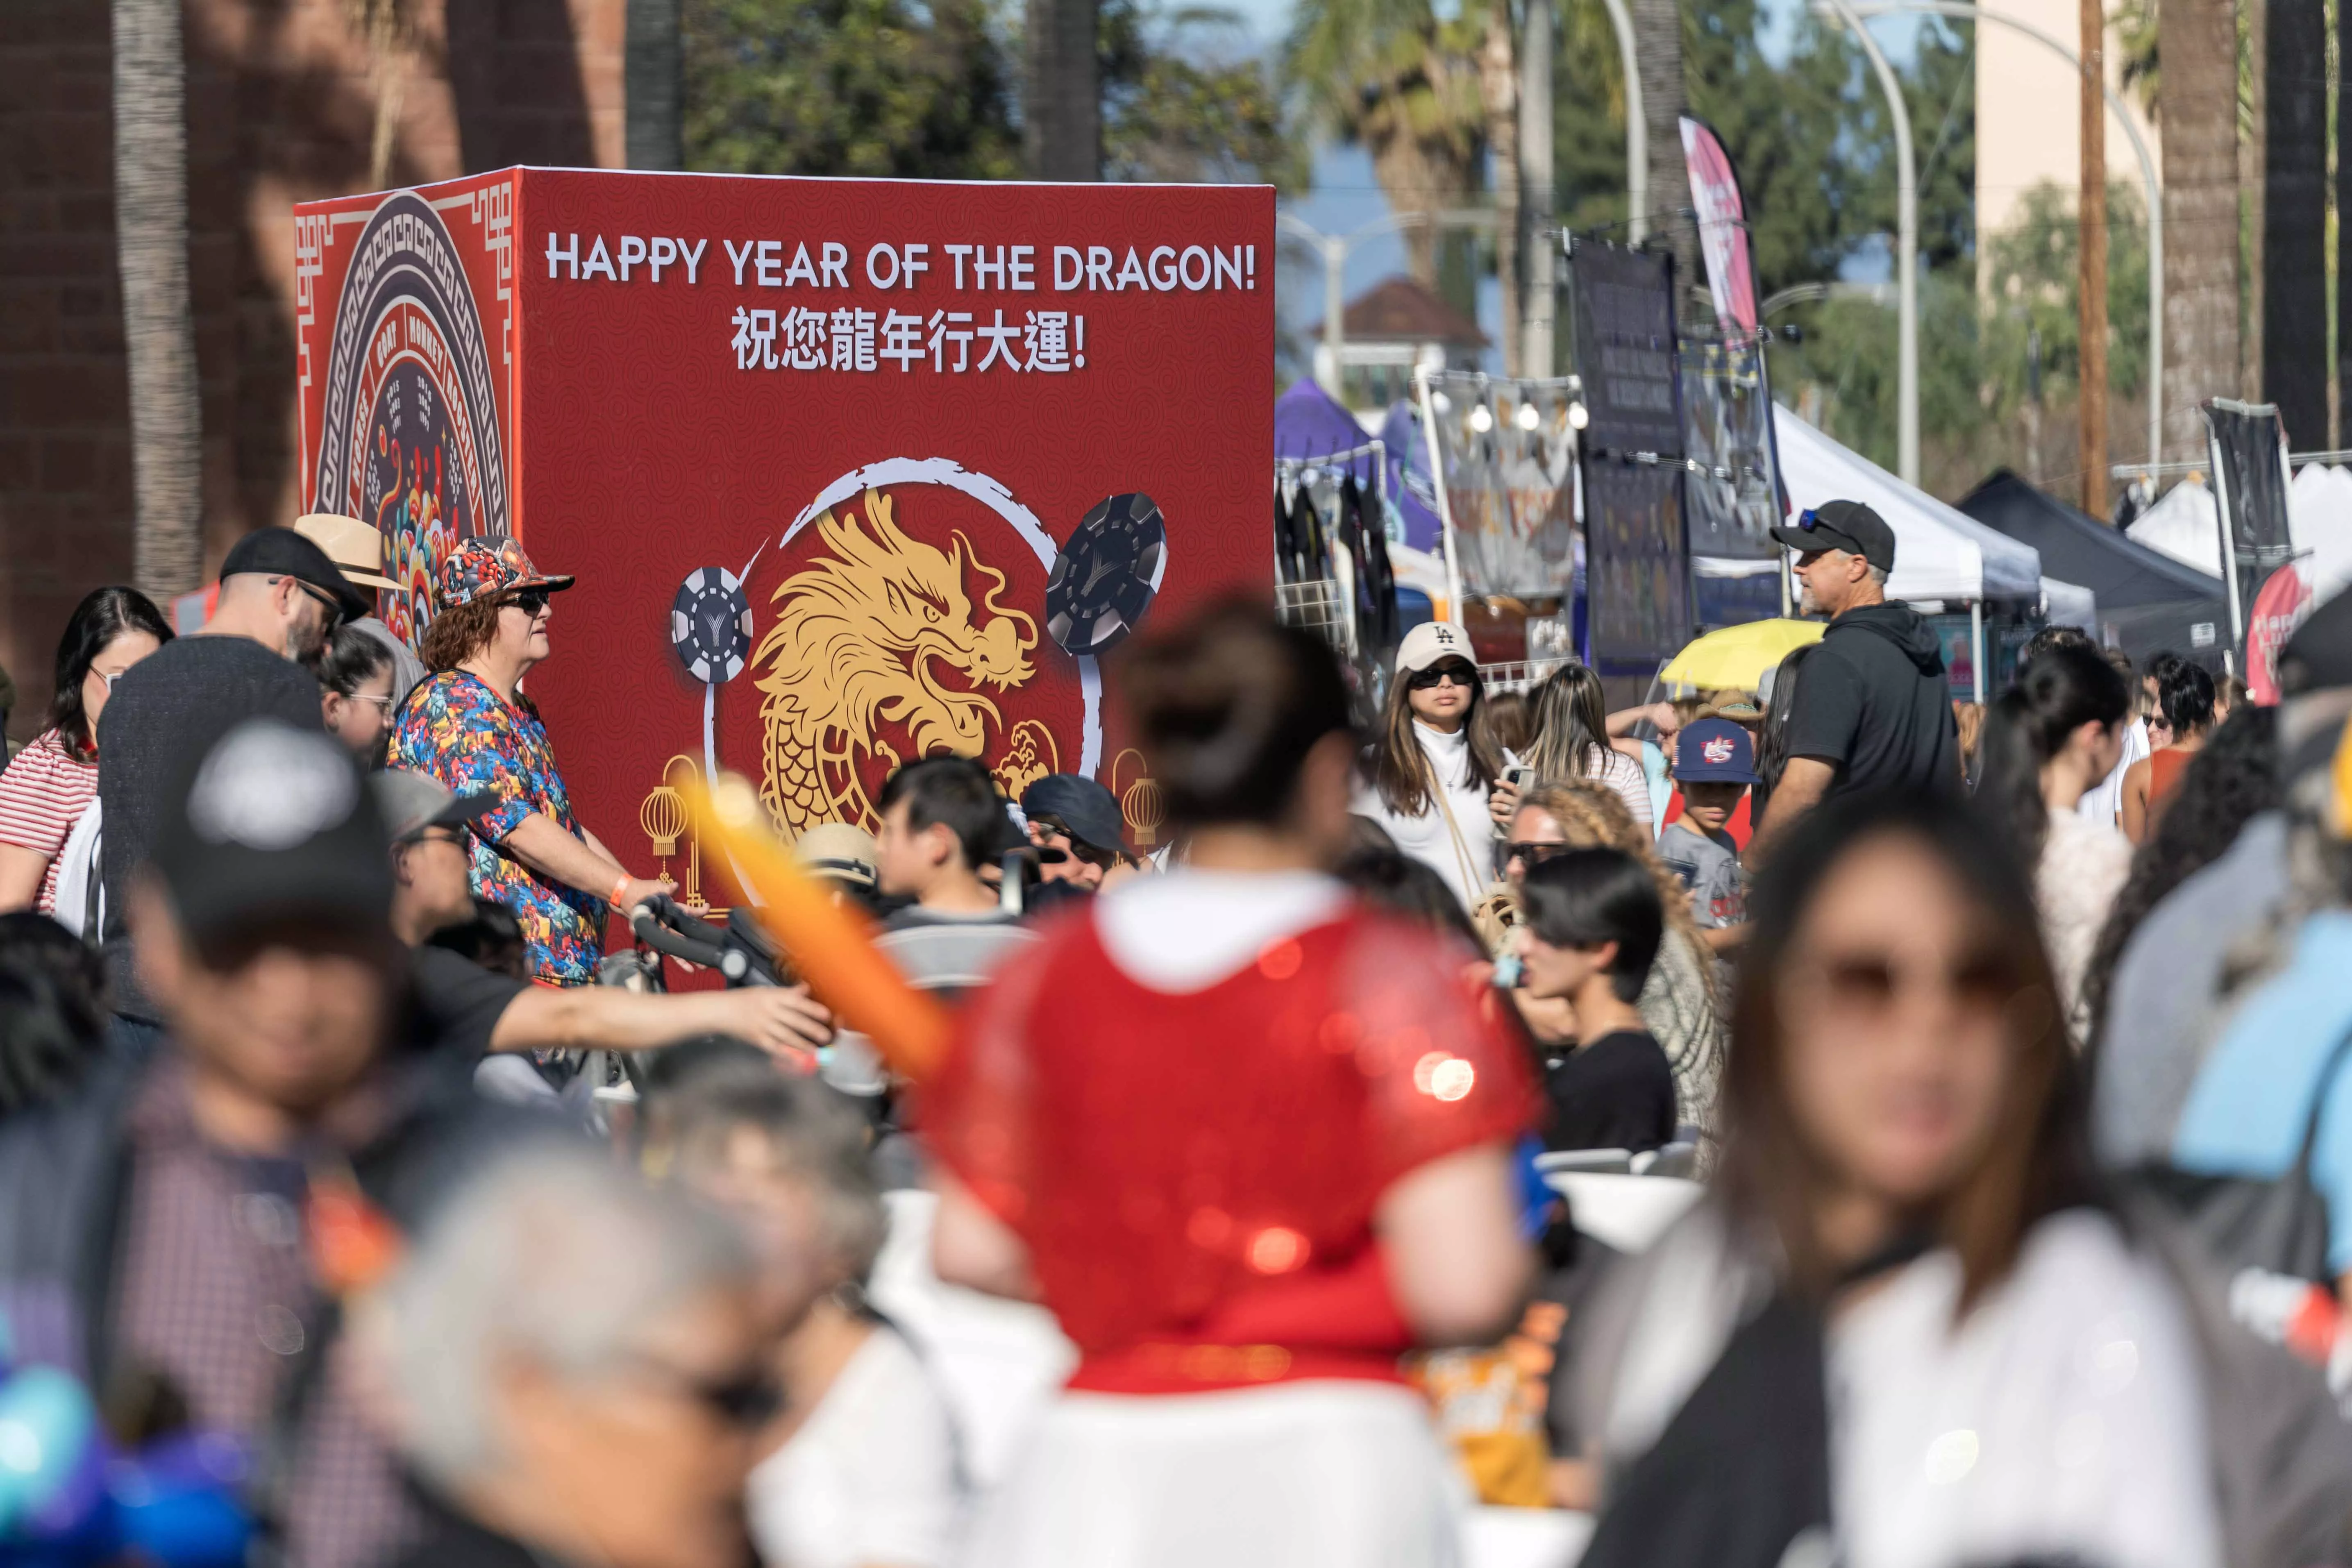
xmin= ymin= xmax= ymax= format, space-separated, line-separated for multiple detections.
xmin=1816 ymin=0 xmax=1919 ymax=485
xmin=1595 ymin=0 xmax=1646 ymax=242
xmin=1278 ymin=209 xmax=1501 ymax=398
xmin=1842 ymin=0 xmax=2163 ymax=484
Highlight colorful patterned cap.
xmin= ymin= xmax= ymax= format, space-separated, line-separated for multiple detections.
xmin=436 ymin=537 xmax=577 ymax=608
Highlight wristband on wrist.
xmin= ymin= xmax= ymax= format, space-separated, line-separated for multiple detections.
xmin=611 ymin=874 xmax=632 ymax=907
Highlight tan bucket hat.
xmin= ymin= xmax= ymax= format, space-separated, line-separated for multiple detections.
xmin=293 ymin=513 xmax=401 ymax=594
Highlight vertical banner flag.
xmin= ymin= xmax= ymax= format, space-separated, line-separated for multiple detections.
xmin=2201 ymin=398 xmax=2297 ymax=650
xmin=295 ymin=169 xmax=1272 ymax=895
xmin=1680 ymin=116 xmax=1757 ymax=334
xmin=1566 ymin=241 xmax=1695 ymax=669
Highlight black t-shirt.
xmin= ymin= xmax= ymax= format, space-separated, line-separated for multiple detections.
xmin=1543 ymin=1028 xmax=1677 ymax=1154
xmin=1782 ymin=603 xmax=1960 ymax=801
xmin=408 ymin=943 xmax=527 ymax=1061
xmin=96 ymin=635 xmax=327 ymax=1021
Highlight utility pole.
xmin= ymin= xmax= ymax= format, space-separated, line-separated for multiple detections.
xmin=2078 ymin=0 xmax=2108 ymax=515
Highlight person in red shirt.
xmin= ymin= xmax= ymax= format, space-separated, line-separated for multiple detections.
xmin=922 ymin=603 xmax=1537 ymax=1568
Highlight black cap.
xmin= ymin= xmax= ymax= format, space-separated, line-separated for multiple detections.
xmin=1022 ymin=773 xmax=1127 ymax=854
xmin=1771 ymin=499 xmax=1898 ymax=574
xmin=219 ymin=526 xmax=373 ymax=624
xmin=2278 ymin=591 xmax=2352 ymax=696
xmin=151 ymin=719 xmax=394 ymax=947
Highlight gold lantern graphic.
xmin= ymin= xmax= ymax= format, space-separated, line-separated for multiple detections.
xmin=1110 ymin=748 xmax=1164 ymax=848
xmin=640 ymin=755 xmax=713 ymax=908
xmin=639 ymin=784 xmax=685 ymax=882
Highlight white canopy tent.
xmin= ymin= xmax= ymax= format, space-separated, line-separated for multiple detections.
xmin=1773 ymin=406 xmax=2046 ymax=602
xmin=2128 ymin=470 xmax=2352 ymax=606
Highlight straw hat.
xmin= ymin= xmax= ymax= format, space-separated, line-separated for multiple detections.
xmin=293 ymin=513 xmax=401 ymax=594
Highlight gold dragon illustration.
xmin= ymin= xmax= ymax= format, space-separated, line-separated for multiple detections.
xmin=755 ymin=488 xmax=1058 ymax=835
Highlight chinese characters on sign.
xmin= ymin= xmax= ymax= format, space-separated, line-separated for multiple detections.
xmin=729 ymin=306 xmax=1088 ymax=374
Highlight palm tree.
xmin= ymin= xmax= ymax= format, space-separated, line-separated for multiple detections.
xmin=1028 ymin=0 xmax=1101 ymax=178
xmin=1287 ymin=0 xmax=1484 ymax=285
xmin=2159 ymin=0 xmax=2238 ymax=458
xmin=1480 ymin=2 xmax=1521 ymax=374
xmin=111 ymin=0 xmax=202 ymax=603
xmin=1634 ymin=0 xmax=1695 ymax=286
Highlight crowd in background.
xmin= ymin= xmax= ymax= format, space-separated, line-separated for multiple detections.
xmin=0 ymin=498 xmax=2350 ymax=1568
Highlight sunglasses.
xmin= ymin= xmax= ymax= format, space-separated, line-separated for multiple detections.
xmin=1507 ymin=841 xmax=1571 ymax=868
xmin=507 ymin=589 xmax=552 ymax=617
xmin=1406 ymin=661 xmax=1479 ymax=691
xmin=279 ymin=576 xmax=347 ymax=629
xmin=1796 ymin=947 xmax=2023 ymax=1021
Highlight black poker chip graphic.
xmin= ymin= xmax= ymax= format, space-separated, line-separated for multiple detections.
xmin=1046 ymin=492 xmax=1167 ymax=658
xmin=671 ymin=567 xmax=753 ymax=683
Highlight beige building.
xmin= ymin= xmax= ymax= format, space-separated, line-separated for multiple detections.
xmin=1973 ymin=0 xmax=2159 ymax=290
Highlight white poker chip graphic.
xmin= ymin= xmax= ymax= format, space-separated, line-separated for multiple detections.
xmin=1703 ymin=736 xmax=1736 ymax=764
xmin=671 ymin=566 xmax=754 ymax=685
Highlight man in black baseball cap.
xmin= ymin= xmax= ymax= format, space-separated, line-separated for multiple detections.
xmin=1752 ymin=499 xmax=1960 ymax=861
xmin=1022 ymin=773 xmax=1129 ymax=890
xmin=96 ymin=527 xmax=381 ymax=1043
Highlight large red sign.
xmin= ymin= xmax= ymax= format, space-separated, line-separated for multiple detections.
xmin=295 ymin=168 xmax=1273 ymax=894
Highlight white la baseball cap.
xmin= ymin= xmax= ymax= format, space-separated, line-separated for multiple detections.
xmin=1396 ymin=619 xmax=1474 ymax=675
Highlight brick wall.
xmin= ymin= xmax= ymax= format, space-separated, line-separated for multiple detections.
xmin=0 ymin=0 xmax=624 ymax=741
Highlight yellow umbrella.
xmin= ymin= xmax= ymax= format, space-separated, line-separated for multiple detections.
xmin=1657 ymin=618 xmax=1824 ymax=693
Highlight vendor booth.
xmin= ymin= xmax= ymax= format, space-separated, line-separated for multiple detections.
xmin=1772 ymin=408 xmax=2095 ymax=698
xmin=1959 ymin=469 xmax=2227 ymax=667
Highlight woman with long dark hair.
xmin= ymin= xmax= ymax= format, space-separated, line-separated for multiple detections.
xmin=0 ymin=587 xmax=171 ymax=917
xmin=1567 ymin=794 xmax=2220 ymax=1568
xmin=2080 ymin=704 xmax=2280 ymax=1063
xmin=925 ymin=602 xmax=1535 ymax=1568
xmin=314 ymin=623 xmax=396 ymax=759
xmin=2121 ymin=660 xmax=2218 ymax=844
xmin=1351 ymin=621 xmax=1511 ymax=911
xmin=1975 ymin=643 xmax=2132 ymax=1039
xmin=1512 ymin=663 xmax=1653 ymax=830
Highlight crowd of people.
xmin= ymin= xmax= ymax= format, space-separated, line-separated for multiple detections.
xmin=1 ymin=496 xmax=2352 ymax=1568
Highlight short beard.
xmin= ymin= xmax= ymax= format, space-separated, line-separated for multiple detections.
xmin=1797 ymin=581 xmax=1824 ymax=616
xmin=289 ymin=616 xmax=329 ymax=667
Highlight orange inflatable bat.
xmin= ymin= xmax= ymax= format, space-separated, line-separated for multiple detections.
xmin=686 ymin=773 xmax=954 ymax=1081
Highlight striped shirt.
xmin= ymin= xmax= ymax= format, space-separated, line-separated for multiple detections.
xmin=0 ymin=730 xmax=95 ymax=916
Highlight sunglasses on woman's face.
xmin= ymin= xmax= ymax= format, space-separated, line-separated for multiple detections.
xmin=1800 ymin=946 xmax=2022 ymax=1021
xmin=1507 ymin=841 xmax=1571 ymax=867
xmin=507 ymin=589 xmax=551 ymax=618
xmin=1407 ymin=660 xmax=1479 ymax=691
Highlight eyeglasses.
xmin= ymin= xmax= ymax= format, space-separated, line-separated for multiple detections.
xmin=627 ymin=1355 xmax=783 ymax=1428
xmin=1406 ymin=662 xmax=1479 ymax=691
xmin=349 ymin=692 xmax=395 ymax=711
xmin=95 ymin=669 xmax=128 ymax=692
xmin=507 ymin=589 xmax=551 ymax=617
xmin=399 ymin=826 xmax=466 ymax=850
xmin=1507 ymin=841 xmax=1571 ymax=868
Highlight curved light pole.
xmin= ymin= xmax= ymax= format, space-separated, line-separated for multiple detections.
xmin=1815 ymin=0 xmax=1918 ymax=483
xmin=1279 ymin=208 xmax=1501 ymax=396
xmin=1594 ymin=0 xmax=1646 ymax=243
xmin=1843 ymin=0 xmax=2162 ymax=483
xmin=1279 ymin=209 xmax=1424 ymax=397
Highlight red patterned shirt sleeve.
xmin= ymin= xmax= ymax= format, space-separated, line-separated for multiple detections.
xmin=1333 ymin=915 xmax=1540 ymax=1196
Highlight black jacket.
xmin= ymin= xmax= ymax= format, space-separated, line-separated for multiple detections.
xmin=1786 ymin=601 xmax=1961 ymax=798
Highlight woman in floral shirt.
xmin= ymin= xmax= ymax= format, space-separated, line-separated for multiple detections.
xmin=392 ymin=539 xmax=671 ymax=984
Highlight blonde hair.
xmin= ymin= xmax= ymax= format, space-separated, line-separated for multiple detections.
xmin=1513 ymin=779 xmax=1714 ymax=1025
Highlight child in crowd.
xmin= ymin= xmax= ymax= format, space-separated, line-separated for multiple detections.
xmin=1513 ymin=846 xmax=1677 ymax=1155
xmin=1657 ymin=716 xmax=1754 ymax=954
